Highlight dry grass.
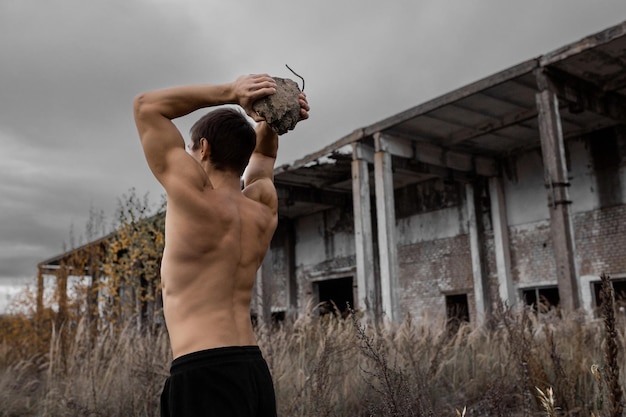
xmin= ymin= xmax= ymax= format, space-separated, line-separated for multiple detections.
xmin=1 ymin=298 xmax=626 ymax=417
xmin=1 ymin=318 xmax=170 ymax=417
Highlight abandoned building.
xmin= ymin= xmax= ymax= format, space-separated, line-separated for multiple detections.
xmin=39 ymin=21 xmax=626 ymax=325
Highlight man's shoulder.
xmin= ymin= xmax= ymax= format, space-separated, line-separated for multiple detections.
xmin=242 ymin=178 xmax=277 ymax=211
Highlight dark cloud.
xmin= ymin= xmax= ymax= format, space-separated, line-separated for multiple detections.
xmin=1 ymin=0 xmax=626 ymax=288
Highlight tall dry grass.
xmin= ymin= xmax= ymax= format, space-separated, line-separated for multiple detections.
xmin=1 ymin=317 xmax=170 ymax=417
xmin=1 ymin=296 xmax=625 ymax=416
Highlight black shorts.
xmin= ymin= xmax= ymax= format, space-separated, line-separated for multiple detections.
xmin=160 ymin=346 xmax=277 ymax=417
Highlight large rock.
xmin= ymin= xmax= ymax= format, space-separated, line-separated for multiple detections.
xmin=252 ymin=77 xmax=301 ymax=135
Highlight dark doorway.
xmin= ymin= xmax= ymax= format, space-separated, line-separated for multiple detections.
xmin=446 ymin=293 xmax=470 ymax=324
xmin=315 ymin=277 xmax=354 ymax=316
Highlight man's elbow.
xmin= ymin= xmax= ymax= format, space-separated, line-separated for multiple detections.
xmin=133 ymin=93 xmax=150 ymax=118
xmin=133 ymin=93 xmax=159 ymax=134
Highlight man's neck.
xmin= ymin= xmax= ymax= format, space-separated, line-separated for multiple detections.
xmin=206 ymin=167 xmax=241 ymax=190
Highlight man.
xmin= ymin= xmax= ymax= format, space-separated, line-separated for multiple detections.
xmin=133 ymin=74 xmax=309 ymax=417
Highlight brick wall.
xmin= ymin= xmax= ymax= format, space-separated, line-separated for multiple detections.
xmin=504 ymin=204 xmax=626 ymax=286
xmin=575 ymin=204 xmax=626 ymax=276
xmin=508 ymin=221 xmax=555 ymax=286
xmin=398 ymin=235 xmax=473 ymax=318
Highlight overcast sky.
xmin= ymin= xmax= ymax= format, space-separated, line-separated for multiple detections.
xmin=1 ymin=0 xmax=626 ymax=294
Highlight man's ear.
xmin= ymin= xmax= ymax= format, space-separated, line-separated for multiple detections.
xmin=201 ymin=138 xmax=211 ymax=161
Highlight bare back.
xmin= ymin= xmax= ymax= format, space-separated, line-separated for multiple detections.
xmin=161 ymin=183 xmax=277 ymax=358
xmin=132 ymin=77 xmax=307 ymax=360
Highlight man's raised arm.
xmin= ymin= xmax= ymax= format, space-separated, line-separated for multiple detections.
xmin=133 ymin=75 xmax=277 ymax=185
xmin=243 ymin=93 xmax=309 ymax=209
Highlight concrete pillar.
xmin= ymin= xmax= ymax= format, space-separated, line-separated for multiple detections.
xmin=88 ymin=253 xmax=101 ymax=339
xmin=535 ymin=70 xmax=581 ymax=311
xmin=466 ymin=183 xmax=489 ymax=323
xmin=488 ymin=177 xmax=516 ymax=306
xmin=36 ymin=266 xmax=44 ymax=322
xmin=255 ymin=255 xmax=273 ymax=325
xmin=374 ymin=133 xmax=401 ymax=322
xmin=285 ymin=220 xmax=298 ymax=316
xmin=351 ymin=143 xmax=377 ymax=320
xmin=56 ymin=263 xmax=68 ymax=328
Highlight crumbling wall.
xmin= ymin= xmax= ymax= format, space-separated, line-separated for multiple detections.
xmin=576 ymin=205 xmax=626 ymax=276
xmin=574 ymin=127 xmax=626 ymax=277
xmin=395 ymin=180 xmax=475 ymax=318
xmin=508 ymin=220 xmax=555 ymax=286
xmin=398 ymin=234 xmax=473 ymax=319
xmin=505 ymin=126 xmax=626 ymax=292
xmin=293 ymin=207 xmax=356 ymax=312
xmin=263 ymin=126 xmax=626 ymax=320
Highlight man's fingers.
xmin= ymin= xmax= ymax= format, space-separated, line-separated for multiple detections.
xmin=249 ymin=75 xmax=276 ymax=90
xmin=250 ymin=73 xmax=272 ymax=80
xmin=245 ymin=108 xmax=265 ymax=123
xmin=299 ymin=93 xmax=310 ymax=120
xmin=247 ymin=79 xmax=276 ymax=102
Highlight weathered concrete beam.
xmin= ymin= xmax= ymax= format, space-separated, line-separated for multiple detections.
xmin=36 ymin=266 xmax=44 ymax=324
xmin=466 ymin=183 xmax=489 ymax=323
xmin=56 ymin=263 xmax=69 ymax=328
xmin=392 ymin=157 xmax=472 ymax=183
xmin=376 ymin=133 xmax=499 ymax=177
xmin=488 ymin=177 xmax=515 ymax=306
xmin=276 ymin=185 xmax=349 ymax=207
xmin=539 ymin=21 xmax=626 ymax=66
xmin=374 ymin=133 xmax=401 ymax=322
xmin=352 ymin=141 xmax=375 ymax=164
xmin=535 ymin=69 xmax=581 ymax=311
xmin=351 ymin=143 xmax=378 ymax=320
xmin=540 ymin=67 xmax=626 ymax=123
xmin=284 ymin=220 xmax=298 ymax=316
xmin=449 ymin=107 xmax=538 ymax=145
xmin=255 ymin=255 xmax=274 ymax=326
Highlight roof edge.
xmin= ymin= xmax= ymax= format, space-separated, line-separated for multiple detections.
xmin=362 ymin=58 xmax=540 ymax=136
xmin=274 ymin=128 xmax=365 ymax=174
xmin=540 ymin=20 xmax=626 ymax=66
xmin=37 ymin=231 xmax=115 ymax=268
xmin=274 ymin=58 xmax=540 ymax=175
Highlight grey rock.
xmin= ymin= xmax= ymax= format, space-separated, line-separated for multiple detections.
xmin=252 ymin=77 xmax=301 ymax=135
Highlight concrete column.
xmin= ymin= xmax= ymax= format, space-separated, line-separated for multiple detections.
xmin=374 ymin=133 xmax=401 ymax=322
xmin=285 ymin=220 xmax=298 ymax=316
xmin=466 ymin=183 xmax=488 ymax=323
xmin=488 ymin=177 xmax=515 ymax=306
xmin=56 ymin=263 xmax=68 ymax=328
xmin=255 ymin=255 xmax=273 ymax=325
xmin=88 ymin=255 xmax=100 ymax=340
xmin=536 ymin=70 xmax=581 ymax=311
xmin=36 ymin=266 xmax=44 ymax=323
xmin=351 ymin=143 xmax=377 ymax=320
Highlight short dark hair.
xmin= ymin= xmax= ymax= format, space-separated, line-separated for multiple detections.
xmin=189 ymin=108 xmax=256 ymax=175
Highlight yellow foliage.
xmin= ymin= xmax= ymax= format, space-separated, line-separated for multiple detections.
xmin=2 ymin=189 xmax=167 ymax=359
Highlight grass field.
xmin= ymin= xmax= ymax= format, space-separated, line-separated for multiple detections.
xmin=1 ymin=289 xmax=624 ymax=417
xmin=4 ymin=195 xmax=622 ymax=415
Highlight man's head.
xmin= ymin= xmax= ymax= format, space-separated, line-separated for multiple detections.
xmin=189 ymin=108 xmax=256 ymax=175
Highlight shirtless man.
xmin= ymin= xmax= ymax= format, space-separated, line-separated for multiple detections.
xmin=133 ymin=74 xmax=309 ymax=417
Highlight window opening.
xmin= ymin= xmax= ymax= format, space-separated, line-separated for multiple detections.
xmin=592 ymin=278 xmax=626 ymax=314
xmin=522 ymin=286 xmax=560 ymax=312
xmin=271 ymin=310 xmax=285 ymax=324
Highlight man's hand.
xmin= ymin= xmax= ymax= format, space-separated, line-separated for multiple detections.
xmin=298 ymin=92 xmax=310 ymax=121
xmin=233 ymin=74 xmax=277 ymax=121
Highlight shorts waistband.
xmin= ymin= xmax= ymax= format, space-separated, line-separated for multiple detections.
xmin=170 ymin=346 xmax=263 ymax=375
